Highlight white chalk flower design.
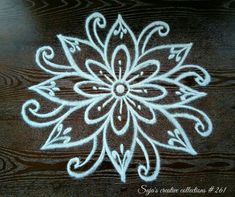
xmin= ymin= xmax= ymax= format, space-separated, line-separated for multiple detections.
xmin=22 ymin=13 xmax=212 ymax=182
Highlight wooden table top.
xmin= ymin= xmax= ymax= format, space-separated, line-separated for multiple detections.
xmin=0 ymin=0 xmax=234 ymax=196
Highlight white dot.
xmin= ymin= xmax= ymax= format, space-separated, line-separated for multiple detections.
xmin=97 ymin=106 xmax=101 ymax=111
xmin=116 ymin=84 xmax=125 ymax=94
xmin=175 ymin=91 xmax=181 ymax=95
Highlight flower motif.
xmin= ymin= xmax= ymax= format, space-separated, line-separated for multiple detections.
xmin=21 ymin=13 xmax=212 ymax=182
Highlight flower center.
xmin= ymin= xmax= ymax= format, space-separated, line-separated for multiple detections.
xmin=113 ymin=82 xmax=128 ymax=96
xmin=116 ymin=84 xmax=125 ymax=94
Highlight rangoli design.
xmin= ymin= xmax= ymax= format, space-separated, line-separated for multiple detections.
xmin=21 ymin=13 xmax=212 ymax=182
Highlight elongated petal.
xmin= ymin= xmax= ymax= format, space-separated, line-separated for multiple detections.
xmin=151 ymin=79 xmax=206 ymax=107
xmin=41 ymin=112 xmax=106 ymax=149
xmin=74 ymin=80 xmax=111 ymax=98
xmin=29 ymin=73 xmax=94 ymax=106
xmin=104 ymin=116 xmax=137 ymax=182
xmin=57 ymin=34 xmax=103 ymax=80
xmin=125 ymin=96 xmax=156 ymax=124
xmin=84 ymin=95 xmax=116 ymax=124
xmin=137 ymin=108 xmax=197 ymax=155
xmin=104 ymin=14 xmax=138 ymax=69
xmin=110 ymin=99 xmax=130 ymax=135
xmin=111 ymin=45 xmax=131 ymax=80
xmin=129 ymin=83 xmax=167 ymax=102
xmin=86 ymin=59 xmax=116 ymax=85
xmin=138 ymin=43 xmax=192 ymax=76
xmin=125 ymin=59 xmax=160 ymax=85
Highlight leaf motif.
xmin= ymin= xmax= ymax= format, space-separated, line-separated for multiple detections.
xmin=168 ymin=46 xmax=191 ymax=62
xmin=168 ymin=129 xmax=187 ymax=147
xmin=110 ymin=145 xmax=132 ymax=182
xmin=167 ymin=130 xmax=175 ymax=137
xmin=42 ymin=123 xmax=72 ymax=148
xmin=63 ymin=127 xmax=72 ymax=135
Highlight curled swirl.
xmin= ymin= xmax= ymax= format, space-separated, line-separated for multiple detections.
xmin=137 ymin=137 xmax=160 ymax=182
xmin=138 ymin=21 xmax=170 ymax=54
xmin=36 ymin=46 xmax=74 ymax=75
xmin=67 ymin=137 xmax=105 ymax=178
xmin=86 ymin=12 xmax=107 ymax=53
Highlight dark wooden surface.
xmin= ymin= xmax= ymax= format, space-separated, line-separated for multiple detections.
xmin=0 ymin=0 xmax=235 ymax=196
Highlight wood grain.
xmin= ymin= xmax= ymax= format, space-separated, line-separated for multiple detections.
xmin=0 ymin=0 xmax=234 ymax=196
